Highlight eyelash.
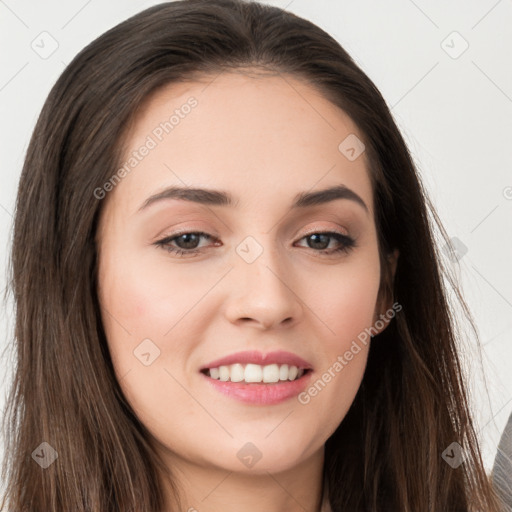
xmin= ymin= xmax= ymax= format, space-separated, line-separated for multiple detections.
xmin=154 ymin=230 xmax=356 ymax=258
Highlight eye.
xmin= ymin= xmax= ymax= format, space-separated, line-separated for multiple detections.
xmin=294 ymin=231 xmax=356 ymax=255
xmin=154 ymin=231 xmax=216 ymax=257
xmin=154 ymin=230 xmax=356 ymax=258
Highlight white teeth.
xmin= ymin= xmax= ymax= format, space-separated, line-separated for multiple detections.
xmin=262 ymin=364 xmax=280 ymax=383
xmin=230 ymin=363 xmax=245 ymax=382
xmin=219 ymin=366 xmax=230 ymax=381
xmin=244 ymin=363 xmax=262 ymax=382
xmin=206 ymin=363 xmax=306 ymax=383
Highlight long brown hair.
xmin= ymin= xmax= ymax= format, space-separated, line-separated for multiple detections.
xmin=1 ymin=0 xmax=503 ymax=510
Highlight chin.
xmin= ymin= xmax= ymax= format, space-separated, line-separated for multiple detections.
xmin=218 ymin=434 xmax=316 ymax=475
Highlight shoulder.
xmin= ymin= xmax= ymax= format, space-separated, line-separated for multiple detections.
xmin=492 ymin=411 xmax=512 ymax=509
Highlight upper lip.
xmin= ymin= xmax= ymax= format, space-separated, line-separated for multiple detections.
xmin=200 ymin=350 xmax=313 ymax=371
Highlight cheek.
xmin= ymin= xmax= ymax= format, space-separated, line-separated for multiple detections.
xmin=97 ymin=246 xmax=212 ymax=399
xmin=311 ymin=258 xmax=381 ymax=346
xmin=97 ymin=251 xmax=201 ymax=422
xmin=96 ymin=247 xmax=168 ymax=375
xmin=99 ymin=249 xmax=195 ymax=341
xmin=297 ymin=257 xmax=380 ymax=433
xmin=304 ymin=348 xmax=369 ymax=444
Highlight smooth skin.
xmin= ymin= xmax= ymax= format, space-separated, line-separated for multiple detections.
xmin=96 ymin=70 xmax=398 ymax=512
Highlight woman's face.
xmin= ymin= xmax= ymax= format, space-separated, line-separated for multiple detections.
xmin=97 ymin=72 xmax=396 ymax=477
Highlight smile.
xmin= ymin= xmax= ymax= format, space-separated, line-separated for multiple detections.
xmin=202 ymin=363 xmax=308 ymax=383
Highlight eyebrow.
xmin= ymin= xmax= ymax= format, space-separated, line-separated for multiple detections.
xmin=138 ymin=184 xmax=369 ymax=214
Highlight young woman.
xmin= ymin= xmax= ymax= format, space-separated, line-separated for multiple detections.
xmin=1 ymin=0 xmax=504 ymax=510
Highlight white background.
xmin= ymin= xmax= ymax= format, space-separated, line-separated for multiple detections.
xmin=0 ymin=0 xmax=511 ymax=475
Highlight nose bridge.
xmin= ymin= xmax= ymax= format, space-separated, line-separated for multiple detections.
xmin=225 ymin=233 xmax=303 ymax=328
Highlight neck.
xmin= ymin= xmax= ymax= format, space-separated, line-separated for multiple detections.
xmin=159 ymin=446 xmax=326 ymax=512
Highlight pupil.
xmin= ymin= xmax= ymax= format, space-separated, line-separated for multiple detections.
xmin=179 ymin=233 xmax=199 ymax=249
xmin=309 ymin=234 xmax=328 ymax=250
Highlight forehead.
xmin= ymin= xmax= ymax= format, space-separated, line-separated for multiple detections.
xmin=105 ymin=71 xmax=373 ymax=218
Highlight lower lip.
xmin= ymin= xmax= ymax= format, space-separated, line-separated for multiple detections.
xmin=200 ymin=371 xmax=313 ymax=405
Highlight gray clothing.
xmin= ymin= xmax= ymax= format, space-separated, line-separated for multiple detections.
xmin=493 ymin=412 xmax=512 ymax=511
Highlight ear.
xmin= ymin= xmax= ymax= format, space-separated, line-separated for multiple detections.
xmin=373 ymin=248 xmax=399 ymax=335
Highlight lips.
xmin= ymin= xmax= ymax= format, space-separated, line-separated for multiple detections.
xmin=199 ymin=350 xmax=313 ymax=371
xmin=199 ymin=350 xmax=314 ymax=404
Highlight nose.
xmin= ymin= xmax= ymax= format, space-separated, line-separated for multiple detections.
xmin=223 ymin=241 xmax=304 ymax=330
